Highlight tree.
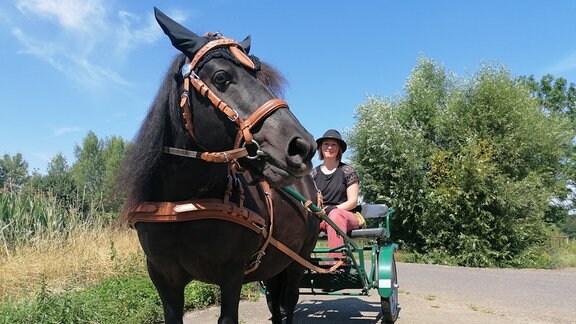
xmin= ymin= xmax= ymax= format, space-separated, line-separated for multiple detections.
xmin=43 ymin=153 xmax=77 ymax=208
xmin=101 ymin=136 xmax=131 ymax=212
xmin=69 ymin=131 xmax=130 ymax=214
xmin=0 ymin=153 xmax=29 ymax=191
xmin=72 ymin=131 xmax=105 ymax=196
xmin=518 ymin=74 xmax=576 ymax=121
xmin=518 ymin=74 xmax=576 ymax=226
xmin=349 ymin=58 xmax=574 ymax=267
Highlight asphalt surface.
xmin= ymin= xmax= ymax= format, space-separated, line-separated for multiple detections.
xmin=184 ymin=262 xmax=576 ymax=323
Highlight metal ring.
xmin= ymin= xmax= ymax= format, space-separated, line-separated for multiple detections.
xmin=243 ymin=140 xmax=265 ymax=160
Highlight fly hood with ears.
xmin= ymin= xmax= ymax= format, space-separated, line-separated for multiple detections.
xmin=154 ymin=7 xmax=256 ymax=71
xmin=153 ymin=7 xmax=291 ymax=163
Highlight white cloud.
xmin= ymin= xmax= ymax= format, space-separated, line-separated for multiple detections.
xmin=12 ymin=27 xmax=130 ymax=88
xmin=114 ymin=9 xmax=163 ymax=60
xmin=53 ymin=126 xmax=82 ymax=137
xmin=16 ymin=0 xmax=106 ymax=32
xmin=11 ymin=0 xmax=173 ymax=89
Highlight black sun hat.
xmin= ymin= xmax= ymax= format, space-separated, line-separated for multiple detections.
xmin=316 ymin=129 xmax=347 ymax=153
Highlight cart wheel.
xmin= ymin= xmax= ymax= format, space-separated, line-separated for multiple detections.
xmin=381 ymin=256 xmax=399 ymax=323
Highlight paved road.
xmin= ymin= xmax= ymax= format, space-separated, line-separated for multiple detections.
xmin=185 ymin=263 xmax=576 ymax=323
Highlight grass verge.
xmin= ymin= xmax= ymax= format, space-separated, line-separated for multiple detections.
xmin=0 ymin=225 xmax=260 ymax=323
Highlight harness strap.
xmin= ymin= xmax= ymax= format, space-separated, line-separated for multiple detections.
xmin=190 ymin=37 xmax=255 ymax=71
xmin=176 ymin=34 xmax=290 ymax=159
xmin=179 ymin=77 xmax=195 ymax=140
xmin=162 ymin=147 xmax=248 ymax=163
xmin=129 ymin=187 xmax=346 ymax=274
xmin=188 ymin=74 xmax=254 ymax=140
xmin=127 ymin=199 xmax=266 ymax=235
xmin=234 ymin=98 xmax=289 ymax=149
xmin=268 ymin=237 xmax=345 ymax=274
xmin=244 ymin=181 xmax=274 ymax=274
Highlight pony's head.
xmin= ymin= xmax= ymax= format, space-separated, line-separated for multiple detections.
xmin=154 ymin=8 xmax=316 ymax=188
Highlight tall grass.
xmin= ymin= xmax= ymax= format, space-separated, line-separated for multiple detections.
xmin=0 ymin=188 xmax=143 ymax=303
xmin=0 ymin=188 xmax=263 ymax=322
xmin=0 ymin=225 xmax=144 ymax=304
xmin=0 ymin=188 xmax=112 ymax=257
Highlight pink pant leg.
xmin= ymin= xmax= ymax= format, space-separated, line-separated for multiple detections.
xmin=325 ymin=209 xmax=360 ymax=258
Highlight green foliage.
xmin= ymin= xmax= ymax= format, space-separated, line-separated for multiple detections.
xmin=518 ymin=74 xmax=576 ymax=121
xmin=0 ymin=274 xmax=259 ymax=323
xmin=68 ymin=132 xmax=131 ymax=216
xmin=0 ymin=153 xmax=29 ymax=191
xmin=186 ymin=281 xmax=220 ymax=309
xmin=101 ymin=136 xmax=131 ymax=212
xmin=559 ymin=215 xmax=576 ymax=239
xmin=350 ymin=58 xmax=574 ymax=267
xmin=2 ymin=131 xmax=130 ymax=232
xmin=0 ymin=276 xmax=160 ymax=323
xmin=42 ymin=153 xmax=78 ymax=208
xmin=72 ymin=131 xmax=105 ymax=196
xmin=0 ymin=188 xmax=108 ymax=250
xmin=518 ymin=74 xmax=576 ymax=227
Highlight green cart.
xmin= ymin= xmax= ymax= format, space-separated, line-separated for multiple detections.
xmin=300 ymin=203 xmax=400 ymax=323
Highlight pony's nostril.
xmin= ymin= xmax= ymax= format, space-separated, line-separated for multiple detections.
xmin=287 ymin=137 xmax=314 ymax=169
xmin=288 ymin=137 xmax=309 ymax=157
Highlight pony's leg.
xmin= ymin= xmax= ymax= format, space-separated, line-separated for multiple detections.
xmin=279 ymin=263 xmax=305 ymax=324
xmin=264 ymin=271 xmax=287 ymax=324
xmin=217 ymin=269 xmax=245 ymax=324
xmin=146 ymin=260 xmax=191 ymax=324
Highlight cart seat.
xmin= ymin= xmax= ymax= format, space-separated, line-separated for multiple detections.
xmin=359 ymin=204 xmax=389 ymax=218
xmin=350 ymin=227 xmax=388 ymax=239
xmin=317 ymin=204 xmax=391 ymax=239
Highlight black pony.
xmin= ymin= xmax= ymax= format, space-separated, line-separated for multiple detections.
xmin=120 ymin=8 xmax=319 ymax=324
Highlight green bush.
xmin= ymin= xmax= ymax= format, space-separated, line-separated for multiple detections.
xmin=349 ymin=58 xmax=574 ymax=267
xmin=559 ymin=215 xmax=576 ymax=239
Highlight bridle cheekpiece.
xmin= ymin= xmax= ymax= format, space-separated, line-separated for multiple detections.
xmin=164 ymin=33 xmax=289 ymax=166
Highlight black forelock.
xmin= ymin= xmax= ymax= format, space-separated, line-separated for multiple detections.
xmin=194 ymin=48 xmax=261 ymax=73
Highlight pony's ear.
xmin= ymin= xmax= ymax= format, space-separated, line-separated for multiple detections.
xmin=154 ymin=7 xmax=207 ymax=58
xmin=239 ymin=36 xmax=251 ymax=54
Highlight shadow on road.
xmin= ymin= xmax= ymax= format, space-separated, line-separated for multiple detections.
xmin=293 ymin=296 xmax=384 ymax=323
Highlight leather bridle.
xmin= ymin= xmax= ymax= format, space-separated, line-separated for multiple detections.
xmin=166 ymin=33 xmax=290 ymax=164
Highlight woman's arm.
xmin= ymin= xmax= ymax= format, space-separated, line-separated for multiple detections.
xmin=336 ymin=181 xmax=359 ymax=211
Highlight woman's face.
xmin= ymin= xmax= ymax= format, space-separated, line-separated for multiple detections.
xmin=321 ymin=139 xmax=340 ymax=159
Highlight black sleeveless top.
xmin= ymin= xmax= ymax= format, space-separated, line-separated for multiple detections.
xmin=311 ymin=162 xmax=359 ymax=206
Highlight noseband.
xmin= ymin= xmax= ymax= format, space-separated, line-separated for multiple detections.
xmin=165 ymin=34 xmax=289 ymax=164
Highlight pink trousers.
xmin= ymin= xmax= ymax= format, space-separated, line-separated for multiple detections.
xmin=319 ymin=208 xmax=360 ymax=258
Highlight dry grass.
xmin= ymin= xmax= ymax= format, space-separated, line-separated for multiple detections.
xmin=0 ymin=226 xmax=145 ymax=303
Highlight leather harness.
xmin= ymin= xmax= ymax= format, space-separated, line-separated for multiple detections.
xmin=127 ymin=34 xmax=342 ymax=274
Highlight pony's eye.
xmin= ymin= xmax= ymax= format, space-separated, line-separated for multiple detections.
xmin=212 ymin=71 xmax=231 ymax=89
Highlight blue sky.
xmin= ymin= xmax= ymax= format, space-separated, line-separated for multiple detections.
xmin=1 ymin=0 xmax=576 ymax=173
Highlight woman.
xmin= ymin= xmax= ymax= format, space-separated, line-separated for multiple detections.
xmin=311 ymin=129 xmax=361 ymax=259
